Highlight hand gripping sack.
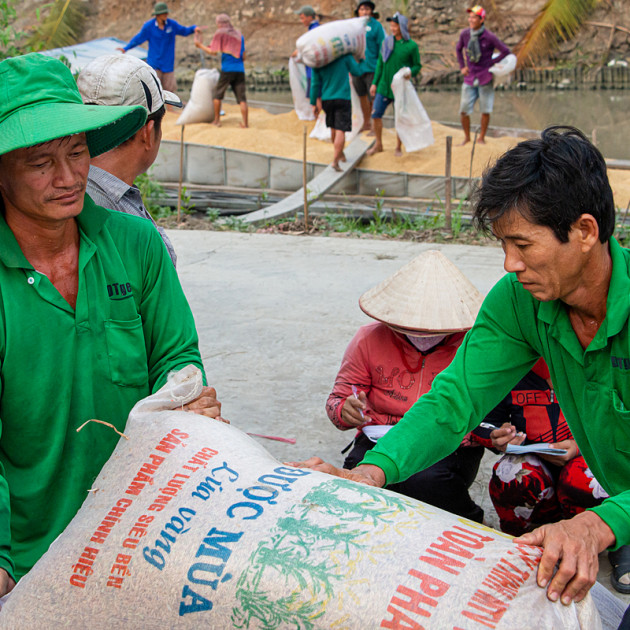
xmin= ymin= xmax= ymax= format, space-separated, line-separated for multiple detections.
xmin=391 ymin=67 xmax=434 ymax=153
xmin=0 ymin=366 xmax=601 ymax=629
xmin=176 ymin=68 xmax=220 ymax=125
xmin=289 ymin=56 xmax=315 ymax=121
xmin=296 ymin=17 xmax=367 ymax=68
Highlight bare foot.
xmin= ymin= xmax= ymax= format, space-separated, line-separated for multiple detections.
xmin=331 ymin=162 xmax=343 ymax=172
xmin=212 ymin=120 xmax=222 ymax=127
xmin=239 ymin=123 xmax=248 ymax=128
xmin=477 ymin=138 xmax=486 ymax=144
xmin=394 ymin=148 xmax=403 ymax=157
xmin=367 ymin=130 xmax=375 ymax=137
xmin=340 ymin=152 xmax=347 ymax=162
xmin=359 ymin=125 xmax=371 ymax=133
xmin=458 ymin=138 xmax=470 ymax=146
xmin=366 ymin=144 xmax=383 ymax=156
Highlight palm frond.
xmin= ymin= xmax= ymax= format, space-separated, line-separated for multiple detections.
xmin=28 ymin=0 xmax=85 ymax=50
xmin=516 ymin=0 xmax=600 ymax=67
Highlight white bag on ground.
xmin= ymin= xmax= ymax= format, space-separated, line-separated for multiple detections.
xmin=289 ymin=57 xmax=314 ymax=121
xmin=176 ymin=68 xmax=219 ymax=125
xmin=490 ymin=52 xmax=517 ymax=77
xmin=0 ymin=365 xmax=601 ymax=629
xmin=296 ymin=17 xmax=367 ymax=68
xmin=391 ymin=66 xmax=434 ymax=153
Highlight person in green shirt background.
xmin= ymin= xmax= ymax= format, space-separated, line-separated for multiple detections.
xmin=367 ymin=12 xmax=421 ymax=156
xmin=310 ymin=53 xmax=363 ymax=171
xmin=352 ymin=1 xmax=385 ymax=133
xmin=0 ymin=53 xmax=224 ymax=595
xmin=292 ymin=126 xmax=630 ymax=613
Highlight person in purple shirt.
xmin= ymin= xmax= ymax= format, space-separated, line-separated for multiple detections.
xmin=118 ymin=2 xmax=201 ymax=94
xmin=455 ymin=5 xmax=510 ymax=145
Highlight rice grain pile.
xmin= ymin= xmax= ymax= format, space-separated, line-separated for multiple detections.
xmin=161 ymin=104 xmax=630 ymax=208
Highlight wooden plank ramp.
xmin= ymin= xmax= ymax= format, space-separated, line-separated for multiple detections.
xmin=241 ymin=134 xmax=374 ymax=225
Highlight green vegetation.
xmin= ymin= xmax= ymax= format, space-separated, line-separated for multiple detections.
xmin=516 ymin=0 xmax=601 ymax=67
xmin=134 ymin=172 xmax=171 ymax=219
xmin=0 ymin=0 xmax=26 ymax=59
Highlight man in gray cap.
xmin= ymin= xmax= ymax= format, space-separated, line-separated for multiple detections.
xmin=118 ymin=2 xmax=201 ymax=93
xmin=292 ymin=5 xmax=320 ymax=96
xmin=78 ymin=54 xmax=180 ymax=266
xmin=0 ymin=53 xmax=222 ymax=594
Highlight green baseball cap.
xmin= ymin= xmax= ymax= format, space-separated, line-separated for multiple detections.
xmin=0 ymin=53 xmax=147 ymax=158
xmin=152 ymin=2 xmax=169 ymax=15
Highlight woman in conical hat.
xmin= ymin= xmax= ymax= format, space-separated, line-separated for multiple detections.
xmin=326 ymin=250 xmax=485 ymax=521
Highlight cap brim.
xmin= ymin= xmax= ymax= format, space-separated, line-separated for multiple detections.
xmin=0 ymin=102 xmax=147 ymax=158
xmin=162 ymin=89 xmax=183 ymax=108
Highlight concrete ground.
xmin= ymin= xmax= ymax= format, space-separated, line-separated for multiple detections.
xmin=168 ymin=229 xmax=629 ymax=608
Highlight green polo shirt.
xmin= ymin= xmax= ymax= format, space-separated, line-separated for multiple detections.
xmin=310 ymin=54 xmax=363 ymax=104
xmin=0 ymin=196 xmax=204 ymax=580
xmin=363 ymin=237 xmax=630 ymax=549
xmin=372 ymin=37 xmax=421 ymax=100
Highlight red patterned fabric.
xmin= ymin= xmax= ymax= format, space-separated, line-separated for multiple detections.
xmin=489 ymin=454 xmax=608 ymax=536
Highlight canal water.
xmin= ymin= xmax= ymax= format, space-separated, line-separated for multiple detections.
xmin=245 ymin=88 xmax=630 ymax=160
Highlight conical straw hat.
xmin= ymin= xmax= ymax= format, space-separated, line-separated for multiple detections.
xmin=359 ymin=250 xmax=484 ymax=333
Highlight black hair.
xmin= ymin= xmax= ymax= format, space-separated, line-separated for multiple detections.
xmin=147 ymin=104 xmax=166 ymax=136
xmin=472 ymin=125 xmax=614 ymax=243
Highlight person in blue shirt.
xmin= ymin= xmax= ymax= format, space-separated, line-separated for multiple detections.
xmin=118 ymin=2 xmax=200 ymax=94
xmin=291 ymin=6 xmax=321 ymax=97
xmin=195 ymin=14 xmax=248 ymax=128
xmin=353 ymin=1 xmax=385 ymax=133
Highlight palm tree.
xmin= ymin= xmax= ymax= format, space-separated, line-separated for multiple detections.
xmin=27 ymin=0 xmax=85 ymax=51
xmin=516 ymin=0 xmax=601 ymax=67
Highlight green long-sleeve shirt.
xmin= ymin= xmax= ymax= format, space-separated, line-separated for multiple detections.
xmin=0 ymin=197 xmax=205 ymax=579
xmin=363 ymin=237 xmax=630 ymax=549
xmin=310 ymin=54 xmax=363 ymax=104
xmin=372 ymin=37 xmax=421 ymax=100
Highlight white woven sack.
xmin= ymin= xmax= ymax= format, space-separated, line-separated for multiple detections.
xmin=490 ymin=53 xmax=517 ymax=77
xmin=176 ymin=68 xmax=220 ymax=125
xmin=296 ymin=17 xmax=367 ymax=68
xmin=289 ymin=57 xmax=315 ymax=121
xmin=391 ymin=67 xmax=434 ymax=153
xmin=0 ymin=366 xmax=601 ymax=629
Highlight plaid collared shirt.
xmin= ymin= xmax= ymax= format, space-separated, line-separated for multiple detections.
xmin=86 ymin=165 xmax=177 ymax=267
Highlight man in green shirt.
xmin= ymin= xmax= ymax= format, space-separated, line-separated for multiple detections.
xmin=367 ymin=12 xmax=421 ymax=156
xmin=294 ymin=126 xmax=630 ymax=608
xmin=0 ymin=53 xmax=223 ymax=594
xmin=310 ymin=54 xmax=363 ymax=171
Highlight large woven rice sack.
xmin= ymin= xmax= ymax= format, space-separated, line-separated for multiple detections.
xmin=176 ymin=68 xmax=219 ymax=125
xmin=0 ymin=366 xmax=601 ymax=629
xmin=296 ymin=17 xmax=367 ymax=68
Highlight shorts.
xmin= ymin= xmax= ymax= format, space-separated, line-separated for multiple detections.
xmin=215 ymin=71 xmax=247 ymax=103
xmin=371 ymin=92 xmax=394 ymax=119
xmin=351 ymin=72 xmax=375 ymax=98
xmin=155 ymin=70 xmax=177 ymax=93
xmin=322 ymin=99 xmax=352 ymax=132
xmin=460 ymin=81 xmax=494 ymax=115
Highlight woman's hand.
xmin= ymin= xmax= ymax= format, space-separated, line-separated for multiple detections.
xmin=539 ymin=439 xmax=579 ymax=466
xmin=490 ymin=422 xmax=526 ymax=452
xmin=341 ymin=390 xmax=369 ymax=427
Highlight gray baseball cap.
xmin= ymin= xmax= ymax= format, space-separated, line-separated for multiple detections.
xmin=77 ymin=54 xmax=182 ymax=114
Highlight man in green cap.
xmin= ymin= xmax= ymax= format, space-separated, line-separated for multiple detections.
xmin=0 ymin=53 xmax=222 ymax=594
xmin=119 ymin=1 xmax=202 ymax=93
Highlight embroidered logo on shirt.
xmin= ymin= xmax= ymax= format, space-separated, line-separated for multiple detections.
xmin=108 ymin=282 xmax=133 ymax=300
xmin=611 ymin=356 xmax=630 ymax=370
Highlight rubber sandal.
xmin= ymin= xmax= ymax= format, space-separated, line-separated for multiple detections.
xmin=609 ymin=545 xmax=630 ymax=594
